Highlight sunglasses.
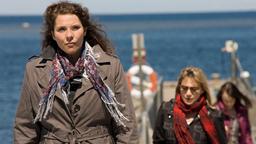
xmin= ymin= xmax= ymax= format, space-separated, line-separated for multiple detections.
xmin=180 ymin=85 xmax=201 ymax=95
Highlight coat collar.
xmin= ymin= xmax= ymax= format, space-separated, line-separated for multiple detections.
xmin=36 ymin=44 xmax=111 ymax=102
xmin=40 ymin=45 xmax=56 ymax=60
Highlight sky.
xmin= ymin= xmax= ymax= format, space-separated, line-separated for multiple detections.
xmin=1 ymin=0 xmax=256 ymax=15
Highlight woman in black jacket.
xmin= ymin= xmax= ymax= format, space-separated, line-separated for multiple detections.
xmin=153 ymin=66 xmax=226 ymax=144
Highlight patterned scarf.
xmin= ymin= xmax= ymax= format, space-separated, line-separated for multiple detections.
xmin=34 ymin=42 xmax=128 ymax=127
xmin=173 ymin=94 xmax=220 ymax=144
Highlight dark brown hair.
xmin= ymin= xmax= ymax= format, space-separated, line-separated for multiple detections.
xmin=41 ymin=1 xmax=114 ymax=54
xmin=216 ymin=81 xmax=252 ymax=108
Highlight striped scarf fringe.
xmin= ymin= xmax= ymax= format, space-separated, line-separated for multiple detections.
xmin=34 ymin=57 xmax=67 ymax=122
xmin=84 ymin=42 xmax=129 ymax=127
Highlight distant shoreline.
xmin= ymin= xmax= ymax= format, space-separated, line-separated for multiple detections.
xmin=0 ymin=10 xmax=256 ymax=17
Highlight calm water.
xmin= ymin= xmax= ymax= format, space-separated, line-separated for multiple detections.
xmin=1 ymin=11 xmax=256 ymax=143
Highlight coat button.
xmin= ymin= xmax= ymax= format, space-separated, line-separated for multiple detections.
xmin=74 ymin=104 xmax=80 ymax=112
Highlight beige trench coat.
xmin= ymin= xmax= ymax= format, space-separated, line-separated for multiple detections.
xmin=14 ymin=45 xmax=138 ymax=144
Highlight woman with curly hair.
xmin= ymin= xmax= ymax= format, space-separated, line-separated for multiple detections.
xmin=14 ymin=1 xmax=137 ymax=143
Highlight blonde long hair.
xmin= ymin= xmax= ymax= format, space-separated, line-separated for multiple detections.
xmin=175 ymin=66 xmax=212 ymax=105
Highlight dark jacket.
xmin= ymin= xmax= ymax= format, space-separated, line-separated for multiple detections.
xmin=14 ymin=45 xmax=138 ymax=144
xmin=153 ymin=99 xmax=227 ymax=144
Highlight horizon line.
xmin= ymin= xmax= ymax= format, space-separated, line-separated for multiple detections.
xmin=0 ymin=9 xmax=256 ymax=17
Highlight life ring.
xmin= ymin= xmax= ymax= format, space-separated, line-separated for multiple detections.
xmin=126 ymin=64 xmax=158 ymax=98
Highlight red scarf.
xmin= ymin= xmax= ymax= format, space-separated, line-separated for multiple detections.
xmin=173 ymin=94 xmax=220 ymax=144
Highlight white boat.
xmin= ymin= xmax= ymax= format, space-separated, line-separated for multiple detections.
xmin=21 ymin=22 xmax=31 ymax=28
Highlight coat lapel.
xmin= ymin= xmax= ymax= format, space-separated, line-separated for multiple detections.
xmin=36 ymin=59 xmax=65 ymax=101
xmin=74 ymin=77 xmax=94 ymax=100
xmin=36 ymin=59 xmax=51 ymax=95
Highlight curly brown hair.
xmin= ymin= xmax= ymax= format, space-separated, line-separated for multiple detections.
xmin=41 ymin=1 xmax=115 ymax=54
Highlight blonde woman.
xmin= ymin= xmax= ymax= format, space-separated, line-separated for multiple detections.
xmin=153 ymin=66 xmax=226 ymax=144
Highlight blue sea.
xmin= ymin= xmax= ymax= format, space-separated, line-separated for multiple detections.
xmin=1 ymin=11 xmax=256 ymax=143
